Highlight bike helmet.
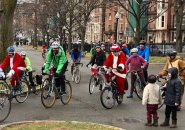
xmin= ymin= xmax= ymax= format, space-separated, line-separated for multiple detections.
xmin=51 ymin=41 xmax=60 ymax=49
xmin=139 ymin=40 xmax=146 ymax=46
xmin=148 ymin=74 xmax=157 ymax=83
xmin=20 ymin=51 xmax=26 ymax=56
xmin=96 ymin=45 xmax=101 ymax=48
xmin=101 ymin=44 xmax=105 ymax=47
xmin=130 ymin=48 xmax=138 ymax=53
xmin=7 ymin=46 xmax=15 ymax=53
xmin=167 ymin=51 xmax=177 ymax=57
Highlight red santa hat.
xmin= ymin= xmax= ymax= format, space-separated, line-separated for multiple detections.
xmin=110 ymin=44 xmax=120 ymax=51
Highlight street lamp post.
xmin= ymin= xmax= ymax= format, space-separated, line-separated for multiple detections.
xmin=63 ymin=26 xmax=67 ymax=53
xmin=115 ymin=12 xmax=119 ymax=44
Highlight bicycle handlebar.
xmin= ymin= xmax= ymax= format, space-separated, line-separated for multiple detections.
xmin=157 ymin=77 xmax=167 ymax=82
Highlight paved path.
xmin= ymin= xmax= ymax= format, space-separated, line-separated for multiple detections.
xmin=1 ymin=46 xmax=185 ymax=130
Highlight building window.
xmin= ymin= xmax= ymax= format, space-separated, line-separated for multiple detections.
xmin=162 ymin=0 xmax=165 ymax=9
xmin=109 ymin=13 xmax=111 ymax=20
xmin=108 ymin=25 xmax=111 ymax=30
xmin=121 ymin=14 xmax=124 ymax=20
xmin=121 ymin=24 xmax=123 ymax=31
xmin=161 ymin=15 xmax=164 ymax=27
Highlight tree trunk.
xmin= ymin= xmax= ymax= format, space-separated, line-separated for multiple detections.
xmin=175 ymin=0 xmax=184 ymax=52
xmin=135 ymin=0 xmax=141 ymax=44
xmin=80 ymin=27 xmax=86 ymax=52
xmin=0 ymin=0 xmax=17 ymax=62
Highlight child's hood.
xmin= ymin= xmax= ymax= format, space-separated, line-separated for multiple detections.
xmin=167 ymin=67 xmax=178 ymax=79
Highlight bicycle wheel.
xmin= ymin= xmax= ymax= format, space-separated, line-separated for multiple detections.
xmin=116 ymin=93 xmax=123 ymax=105
xmin=61 ymin=82 xmax=72 ymax=105
xmin=15 ymin=81 xmax=29 ymax=103
xmin=41 ymin=82 xmax=56 ymax=108
xmin=32 ymin=76 xmax=39 ymax=95
xmin=0 ymin=82 xmax=11 ymax=122
xmin=98 ymin=74 xmax=105 ymax=90
xmin=74 ymin=69 xmax=81 ymax=84
xmin=100 ymin=87 xmax=115 ymax=109
xmin=88 ymin=75 xmax=98 ymax=94
xmin=134 ymin=79 xmax=143 ymax=100
xmin=41 ymin=78 xmax=49 ymax=89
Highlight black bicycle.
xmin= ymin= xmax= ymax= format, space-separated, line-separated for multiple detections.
xmin=100 ymin=68 xmax=124 ymax=109
xmin=0 ymin=74 xmax=29 ymax=122
xmin=126 ymin=70 xmax=146 ymax=100
xmin=157 ymin=77 xmax=167 ymax=109
xmin=22 ymin=70 xmax=43 ymax=95
xmin=41 ymin=66 xmax=72 ymax=108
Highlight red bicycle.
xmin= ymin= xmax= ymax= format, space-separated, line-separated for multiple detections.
xmin=88 ymin=65 xmax=105 ymax=94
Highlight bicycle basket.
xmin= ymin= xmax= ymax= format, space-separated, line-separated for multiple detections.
xmin=36 ymin=75 xmax=42 ymax=85
xmin=91 ymin=67 xmax=99 ymax=74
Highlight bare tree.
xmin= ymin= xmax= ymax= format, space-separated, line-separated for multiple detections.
xmin=0 ymin=0 xmax=17 ymax=62
xmin=117 ymin=0 xmax=171 ymax=43
xmin=75 ymin=0 xmax=102 ymax=52
xmin=175 ymin=0 xmax=185 ymax=52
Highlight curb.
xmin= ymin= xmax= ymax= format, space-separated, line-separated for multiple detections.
xmin=0 ymin=120 xmax=126 ymax=130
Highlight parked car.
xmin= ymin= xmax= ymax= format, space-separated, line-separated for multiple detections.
xmin=149 ymin=45 xmax=175 ymax=56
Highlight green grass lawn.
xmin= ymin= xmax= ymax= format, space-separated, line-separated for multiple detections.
xmin=3 ymin=122 xmax=120 ymax=130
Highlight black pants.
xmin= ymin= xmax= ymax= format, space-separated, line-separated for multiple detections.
xmin=165 ymin=105 xmax=177 ymax=120
xmin=143 ymin=63 xmax=149 ymax=82
xmin=55 ymin=62 xmax=68 ymax=92
xmin=28 ymin=71 xmax=34 ymax=87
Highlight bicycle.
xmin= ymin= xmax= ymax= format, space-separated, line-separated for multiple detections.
xmin=22 ymin=70 xmax=43 ymax=95
xmin=126 ymin=70 xmax=146 ymax=100
xmin=88 ymin=65 xmax=105 ymax=94
xmin=41 ymin=66 xmax=72 ymax=108
xmin=157 ymin=77 xmax=167 ymax=109
xmin=71 ymin=62 xmax=83 ymax=84
xmin=100 ymin=68 xmax=124 ymax=109
xmin=0 ymin=74 xmax=29 ymax=122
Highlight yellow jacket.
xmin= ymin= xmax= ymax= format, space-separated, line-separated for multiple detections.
xmin=159 ymin=56 xmax=185 ymax=80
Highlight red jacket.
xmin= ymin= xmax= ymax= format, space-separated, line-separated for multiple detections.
xmin=0 ymin=53 xmax=26 ymax=71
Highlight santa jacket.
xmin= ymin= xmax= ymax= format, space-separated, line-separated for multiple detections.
xmin=104 ymin=52 xmax=126 ymax=78
xmin=0 ymin=53 xmax=26 ymax=72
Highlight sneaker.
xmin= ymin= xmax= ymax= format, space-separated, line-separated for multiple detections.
xmin=60 ymin=91 xmax=67 ymax=95
xmin=127 ymin=95 xmax=133 ymax=98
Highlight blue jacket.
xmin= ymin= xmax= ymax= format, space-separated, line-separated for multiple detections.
xmin=71 ymin=50 xmax=81 ymax=62
xmin=136 ymin=46 xmax=150 ymax=62
xmin=122 ymin=48 xmax=130 ymax=57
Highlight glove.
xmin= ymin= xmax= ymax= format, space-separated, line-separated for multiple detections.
xmin=7 ymin=70 xmax=15 ymax=78
xmin=0 ymin=71 xmax=5 ymax=79
xmin=175 ymin=103 xmax=179 ymax=106
xmin=157 ymin=74 xmax=162 ymax=78
xmin=43 ymin=70 xmax=49 ymax=75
